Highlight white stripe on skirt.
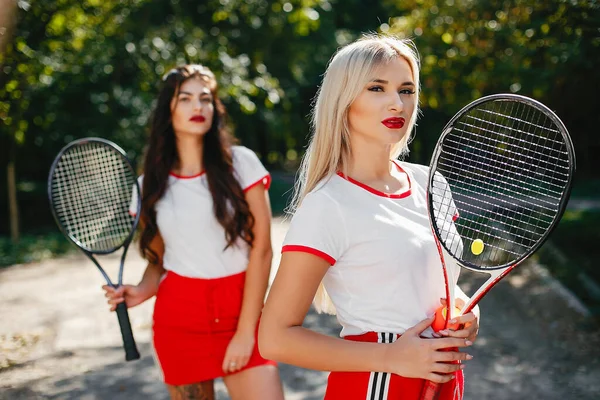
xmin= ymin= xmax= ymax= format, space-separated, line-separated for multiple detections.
xmin=366 ymin=332 xmax=397 ymax=400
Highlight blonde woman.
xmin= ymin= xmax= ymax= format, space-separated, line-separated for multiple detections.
xmin=259 ymin=35 xmax=480 ymax=399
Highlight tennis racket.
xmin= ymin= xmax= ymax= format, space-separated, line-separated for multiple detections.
xmin=48 ymin=137 xmax=141 ymax=362
xmin=420 ymin=94 xmax=576 ymax=400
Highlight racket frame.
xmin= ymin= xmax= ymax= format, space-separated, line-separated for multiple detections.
xmin=428 ymin=93 xmax=576 ymax=317
xmin=48 ymin=137 xmax=142 ymax=361
xmin=420 ymin=94 xmax=576 ymax=400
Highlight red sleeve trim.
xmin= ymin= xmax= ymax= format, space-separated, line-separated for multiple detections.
xmin=281 ymin=245 xmax=336 ymax=265
xmin=244 ymin=174 xmax=272 ymax=192
xmin=452 ymin=212 xmax=459 ymax=221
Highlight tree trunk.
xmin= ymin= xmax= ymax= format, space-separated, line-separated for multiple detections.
xmin=7 ymin=153 xmax=20 ymax=244
xmin=0 ymin=0 xmax=17 ymax=52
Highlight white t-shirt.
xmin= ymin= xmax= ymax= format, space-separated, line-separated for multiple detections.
xmin=131 ymin=145 xmax=270 ymax=278
xmin=282 ymin=161 xmax=461 ymax=337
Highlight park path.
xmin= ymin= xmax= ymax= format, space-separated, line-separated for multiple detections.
xmin=1 ymin=218 xmax=599 ymax=399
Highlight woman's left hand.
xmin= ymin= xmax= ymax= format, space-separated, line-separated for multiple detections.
xmin=435 ymin=298 xmax=479 ymax=343
xmin=222 ymin=329 xmax=255 ymax=374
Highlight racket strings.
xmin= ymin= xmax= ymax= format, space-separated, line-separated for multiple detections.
xmin=70 ymin=155 xmax=131 ymax=247
xmin=50 ymin=143 xmax=137 ymax=252
xmin=462 ymin=111 xmax=567 ymax=152
xmin=448 ymin=128 xmax=568 ymax=178
xmin=432 ymin=182 xmax=546 ymax=252
xmin=437 ymin=153 xmax=562 ymax=210
xmin=57 ymin=155 xmax=132 ymax=250
xmin=69 ymin=149 xmax=134 ymax=249
xmin=432 ymin=99 xmax=571 ymax=268
xmin=54 ymin=164 xmax=128 ymax=250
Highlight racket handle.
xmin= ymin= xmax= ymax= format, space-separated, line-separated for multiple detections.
xmin=422 ymin=305 xmax=461 ymax=400
xmin=115 ymin=302 xmax=141 ymax=361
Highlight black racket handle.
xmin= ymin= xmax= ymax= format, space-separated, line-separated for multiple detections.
xmin=115 ymin=302 xmax=140 ymax=361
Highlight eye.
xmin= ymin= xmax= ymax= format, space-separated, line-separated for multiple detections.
xmin=368 ymin=85 xmax=384 ymax=92
xmin=201 ymin=97 xmax=212 ymax=103
xmin=399 ymin=88 xmax=415 ymax=95
xmin=179 ymin=96 xmax=190 ymax=102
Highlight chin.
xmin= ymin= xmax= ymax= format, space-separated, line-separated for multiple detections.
xmin=383 ymin=131 xmax=406 ymax=144
xmin=187 ymin=127 xmax=210 ymax=136
xmin=174 ymin=130 xmax=209 ymax=140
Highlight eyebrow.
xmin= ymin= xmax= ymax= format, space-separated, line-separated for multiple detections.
xmin=177 ymin=91 xmax=212 ymax=96
xmin=370 ymin=78 xmax=415 ymax=86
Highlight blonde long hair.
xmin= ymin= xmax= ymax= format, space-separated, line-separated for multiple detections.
xmin=289 ymin=34 xmax=421 ymax=314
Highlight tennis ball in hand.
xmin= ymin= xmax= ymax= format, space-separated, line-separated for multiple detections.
xmin=432 ymin=305 xmax=462 ymax=332
xmin=471 ymin=239 xmax=484 ymax=255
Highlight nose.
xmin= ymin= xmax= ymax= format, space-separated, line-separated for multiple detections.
xmin=388 ymin=93 xmax=404 ymax=113
xmin=192 ymin=99 xmax=203 ymax=111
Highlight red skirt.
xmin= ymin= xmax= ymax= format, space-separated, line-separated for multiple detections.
xmin=152 ymin=270 xmax=276 ymax=386
xmin=324 ymin=332 xmax=464 ymax=400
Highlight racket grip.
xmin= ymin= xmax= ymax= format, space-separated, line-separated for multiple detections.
xmin=115 ymin=302 xmax=140 ymax=361
xmin=421 ymin=305 xmax=461 ymax=400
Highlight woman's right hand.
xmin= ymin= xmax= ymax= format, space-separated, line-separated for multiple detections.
xmin=102 ymin=284 xmax=149 ymax=311
xmin=384 ymin=315 xmax=473 ymax=383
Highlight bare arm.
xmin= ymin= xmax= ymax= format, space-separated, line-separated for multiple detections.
xmin=237 ymin=183 xmax=273 ymax=334
xmin=260 ymin=252 xmax=388 ymax=371
xmin=135 ymin=230 xmax=166 ymax=301
xmin=259 ymin=252 xmax=474 ymax=382
xmin=221 ymin=183 xmax=273 ymax=373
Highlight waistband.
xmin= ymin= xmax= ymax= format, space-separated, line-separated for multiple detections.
xmin=343 ymin=331 xmax=400 ymax=343
xmin=162 ymin=270 xmax=246 ymax=288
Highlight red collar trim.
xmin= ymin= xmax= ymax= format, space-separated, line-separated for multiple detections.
xmin=169 ymin=170 xmax=205 ymax=179
xmin=336 ymin=160 xmax=412 ymax=199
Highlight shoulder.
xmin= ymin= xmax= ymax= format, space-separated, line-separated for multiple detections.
xmin=231 ymin=145 xmax=260 ymax=162
xmin=297 ymin=176 xmax=344 ymax=214
xmin=396 ymin=161 xmax=429 ymax=185
xmin=230 ymin=145 xmax=270 ymax=189
xmin=136 ymin=174 xmax=145 ymax=188
xmin=397 ymin=161 xmax=429 ymax=177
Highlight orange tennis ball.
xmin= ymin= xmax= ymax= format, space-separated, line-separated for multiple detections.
xmin=432 ymin=306 xmax=462 ymax=332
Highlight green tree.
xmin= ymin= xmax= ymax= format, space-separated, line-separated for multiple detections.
xmin=386 ymin=0 xmax=600 ymax=174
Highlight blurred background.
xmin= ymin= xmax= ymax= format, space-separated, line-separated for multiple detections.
xmin=1 ymin=0 xmax=599 ymax=316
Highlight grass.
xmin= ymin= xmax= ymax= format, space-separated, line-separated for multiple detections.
xmin=0 ymin=232 xmax=74 ymax=268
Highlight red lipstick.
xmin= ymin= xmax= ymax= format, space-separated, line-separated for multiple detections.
xmin=382 ymin=117 xmax=405 ymax=129
xmin=190 ymin=115 xmax=206 ymax=122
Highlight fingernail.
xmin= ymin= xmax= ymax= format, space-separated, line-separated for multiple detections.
xmin=467 ymin=354 xmax=473 ymax=360
xmin=449 ymin=319 xmax=457 ymax=324
xmin=466 ymin=340 xmax=473 ymax=346
xmin=460 ymin=364 xmax=465 ymax=369
xmin=439 ymin=330 xmax=449 ymax=335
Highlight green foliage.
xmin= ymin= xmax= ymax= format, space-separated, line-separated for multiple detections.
xmin=0 ymin=0 xmax=598 ymax=235
xmin=386 ymin=0 xmax=600 ymax=167
xmin=0 ymin=231 xmax=73 ymax=267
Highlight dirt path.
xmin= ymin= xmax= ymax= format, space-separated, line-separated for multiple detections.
xmin=1 ymin=218 xmax=599 ymax=399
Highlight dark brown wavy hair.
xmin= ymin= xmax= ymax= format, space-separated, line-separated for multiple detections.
xmin=139 ymin=64 xmax=255 ymax=264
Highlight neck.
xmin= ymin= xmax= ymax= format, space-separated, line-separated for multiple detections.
xmin=347 ymin=137 xmax=393 ymax=181
xmin=174 ymin=134 xmax=204 ymax=176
